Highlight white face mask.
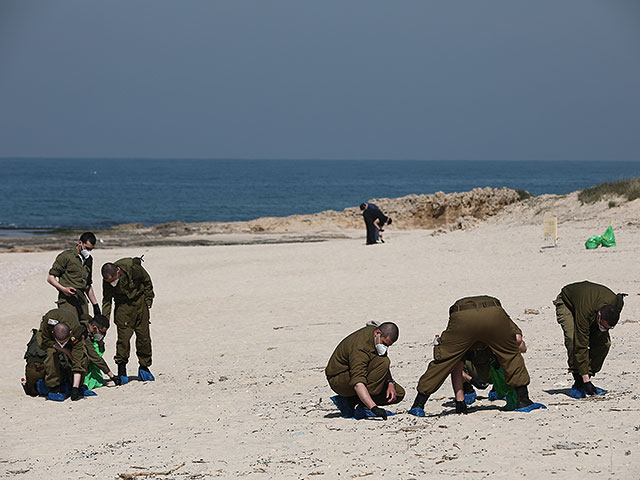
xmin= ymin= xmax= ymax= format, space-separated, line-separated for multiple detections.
xmin=598 ymin=322 xmax=608 ymax=333
xmin=80 ymin=249 xmax=91 ymax=260
xmin=56 ymin=340 xmax=68 ymax=349
xmin=375 ymin=343 xmax=388 ymax=356
xmin=110 ymin=278 xmax=119 ymax=287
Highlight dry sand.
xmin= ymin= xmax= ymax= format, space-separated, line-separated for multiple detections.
xmin=1 ymin=197 xmax=640 ymax=479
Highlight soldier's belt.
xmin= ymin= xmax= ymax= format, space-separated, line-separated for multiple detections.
xmin=449 ymin=299 xmax=501 ymax=314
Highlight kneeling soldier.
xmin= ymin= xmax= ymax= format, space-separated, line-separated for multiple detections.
xmin=325 ymin=322 xmax=405 ymax=419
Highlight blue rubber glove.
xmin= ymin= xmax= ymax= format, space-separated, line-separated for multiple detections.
xmin=514 ymin=402 xmax=547 ymax=413
xmin=330 ymin=395 xmax=355 ymax=418
xmin=464 ymin=390 xmax=477 ymax=405
xmin=407 ymin=407 xmax=426 ymax=417
xmin=138 ymin=367 xmax=155 ymax=382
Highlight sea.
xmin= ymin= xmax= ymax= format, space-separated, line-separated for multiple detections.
xmin=1 ymin=158 xmax=639 ymax=237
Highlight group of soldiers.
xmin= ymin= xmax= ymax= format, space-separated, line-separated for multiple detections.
xmin=326 ymin=282 xmax=625 ymax=419
xmin=23 ymin=232 xmax=156 ymax=401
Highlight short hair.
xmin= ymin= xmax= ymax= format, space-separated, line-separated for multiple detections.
xmin=80 ymin=232 xmax=97 ymax=245
xmin=53 ymin=322 xmax=70 ymax=341
xmin=89 ymin=314 xmax=110 ymax=330
xmin=378 ymin=322 xmax=399 ymax=343
xmin=600 ymin=305 xmax=620 ymax=327
xmin=101 ymin=263 xmax=118 ymax=279
xmin=359 ymin=203 xmax=367 ymax=211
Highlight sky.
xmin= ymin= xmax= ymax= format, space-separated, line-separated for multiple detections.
xmin=0 ymin=1 xmax=639 ymax=161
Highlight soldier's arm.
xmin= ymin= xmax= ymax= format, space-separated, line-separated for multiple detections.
xmin=573 ymin=310 xmax=592 ymax=376
xmin=102 ymin=282 xmax=113 ymax=319
xmin=137 ymin=265 xmax=155 ymax=308
xmin=70 ymin=340 xmax=87 ymax=374
xmin=85 ymin=338 xmax=110 ymax=374
xmin=348 ymin=348 xmax=370 ymax=388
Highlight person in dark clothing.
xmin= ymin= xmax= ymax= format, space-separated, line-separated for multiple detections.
xmin=360 ymin=203 xmax=391 ymax=245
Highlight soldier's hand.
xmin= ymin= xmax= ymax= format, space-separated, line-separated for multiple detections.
xmin=386 ymin=382 xmax=397 ymax=402
xmin=62 ymin=286 xmax=76 ymax=296
xmin=370 ymin=406 xmax=388 ymax=420
xmin=583 ymin=381 xmax=598 ymax=396
xmin=110 ymin=375 xmax=122 ymax=386
xmin=70 ymin=387 xmax=83 ymax=401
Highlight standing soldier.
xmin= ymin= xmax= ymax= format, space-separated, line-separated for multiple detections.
xmin=409 ymin=296 xmax=541 ymax=416
xmin=553 ymin=281 xmax=625 ymax=397
xmin=47 ymin=232 xmax=101 ymax=321
xmin=101 ymin=257 xmax=155 ymax=382
xmin=37 ymin=308 xmax=88 ymax=401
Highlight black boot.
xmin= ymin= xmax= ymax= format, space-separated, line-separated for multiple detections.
xmin=455 ymin=401 xmax=468 ymax=414
xmin=571 ymin=371 xmax=584 ymax=388
xmin=515 ymin=385 xmax=533 ymax=409
xmin=117 ymin=364 xmax=127 ymax=378
xmin=411 ymin=393 xmax=429 ymax=410
xmin=463 ymin=382 xmax=475 ymax=395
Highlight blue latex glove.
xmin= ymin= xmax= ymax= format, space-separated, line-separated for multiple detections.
xmin=138 ymin=367 xmax=155 ymax=382
xmin=464 ymin=390 xmax=477 ymax=405
xmin=514 ymin=402 xmax=547 ymax=412
xmin=330 ymin=395 xmax=355 ymax=418
xmin=407 ymin=407 xmax=426 ymax=417
xmin=353 ymin=405 xmax=395 ymax=420
xmin=47 ymin=392 xmax=65 ymax=402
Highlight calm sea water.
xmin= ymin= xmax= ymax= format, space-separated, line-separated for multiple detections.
xmin=1 ymin=159 xmax=639 ymax=235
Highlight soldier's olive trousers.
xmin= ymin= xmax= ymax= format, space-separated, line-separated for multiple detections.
xmin=114 ymin=298 xmax=152 ymax=367
xmin=44 ymin=348 xmax=87 ymax=389
xmin=327 ymin=355 xmax=405 ymax=405
xmin=57 ymin=293 xmax=89 ymax=324
xmin=417 ymin=297 xmax=530 ymax=396
xmin=553 ymin=294 xmax=610 ymax=376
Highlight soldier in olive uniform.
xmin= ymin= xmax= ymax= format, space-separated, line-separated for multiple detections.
xmin=101 ymin=257 xmax=155 ymax=381
xmin=553 ymin=281 xmax=625 ymax=395
xmin=83 ymin=314 xmax=122 ymax=386
xmin=37 ymin=308 xmax=88 ymax=401
xmin=325 ymin=322 xmax=405 ymax=419
xmin=47 ymin=232 xmax=101 ymax=322
xmin=409 ymin=296 xmax=536 ymax=416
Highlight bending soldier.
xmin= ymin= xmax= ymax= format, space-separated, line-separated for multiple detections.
xmin=84 ymin=314 xmax=123 ymax=387
xmin=553 ymin=281 xmax=625 ymax=396
xmin=325 ymin=322 xmax=405 ymax=419
xmin=101 ymin=257 xmax=155 ymax=382
xmin=409 ymin=296 xmax=538 ymax=416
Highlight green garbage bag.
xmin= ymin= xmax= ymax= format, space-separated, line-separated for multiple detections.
xmin=83 ymin=341 xmax=106 ymax=390
xmin=489 ymin=364 xmax=517 ymax=411
xmin=601 ymin=226 xmax=616 ymax=247
xmin=585 ymin=236 xmax=602 ymax=249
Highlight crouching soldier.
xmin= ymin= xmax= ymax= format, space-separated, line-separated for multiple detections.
xmin=37 ymin=308 xmax=88 ymax=401
xmin=325 ymin=322 xmax=405 ymax=419
xmin=83 ymin=314 xmax=123 ymax=388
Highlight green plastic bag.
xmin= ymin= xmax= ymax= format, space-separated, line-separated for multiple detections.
xmin=83 ymin=341 xmax=106 ymax=390
xmin=489 ymin=364 xmax=517 ymax=411
xmin=601 ymin=226 xmax=616 ymax=247
xmin=585 ymin=236 xmax=602 ymax=249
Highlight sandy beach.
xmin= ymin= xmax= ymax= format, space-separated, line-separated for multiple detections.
xmin=1 ymin=194 xmax=639 ymax=479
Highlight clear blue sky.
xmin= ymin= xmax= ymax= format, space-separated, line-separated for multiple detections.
xmin=1 ymin=1 xmax=638 ymax=160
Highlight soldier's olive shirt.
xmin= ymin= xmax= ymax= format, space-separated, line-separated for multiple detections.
xmin=560 ymin=281 xmax=624 ymax=376
xmin=49 ymin=248 xmax=93 ymax=291
xmin=102 ymin=258 xmax=154 ymax=319
xmin=38 ymin=308 xmax=87 ymax=374
xmin=325 ymin=326 xmax=385 ymax=388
